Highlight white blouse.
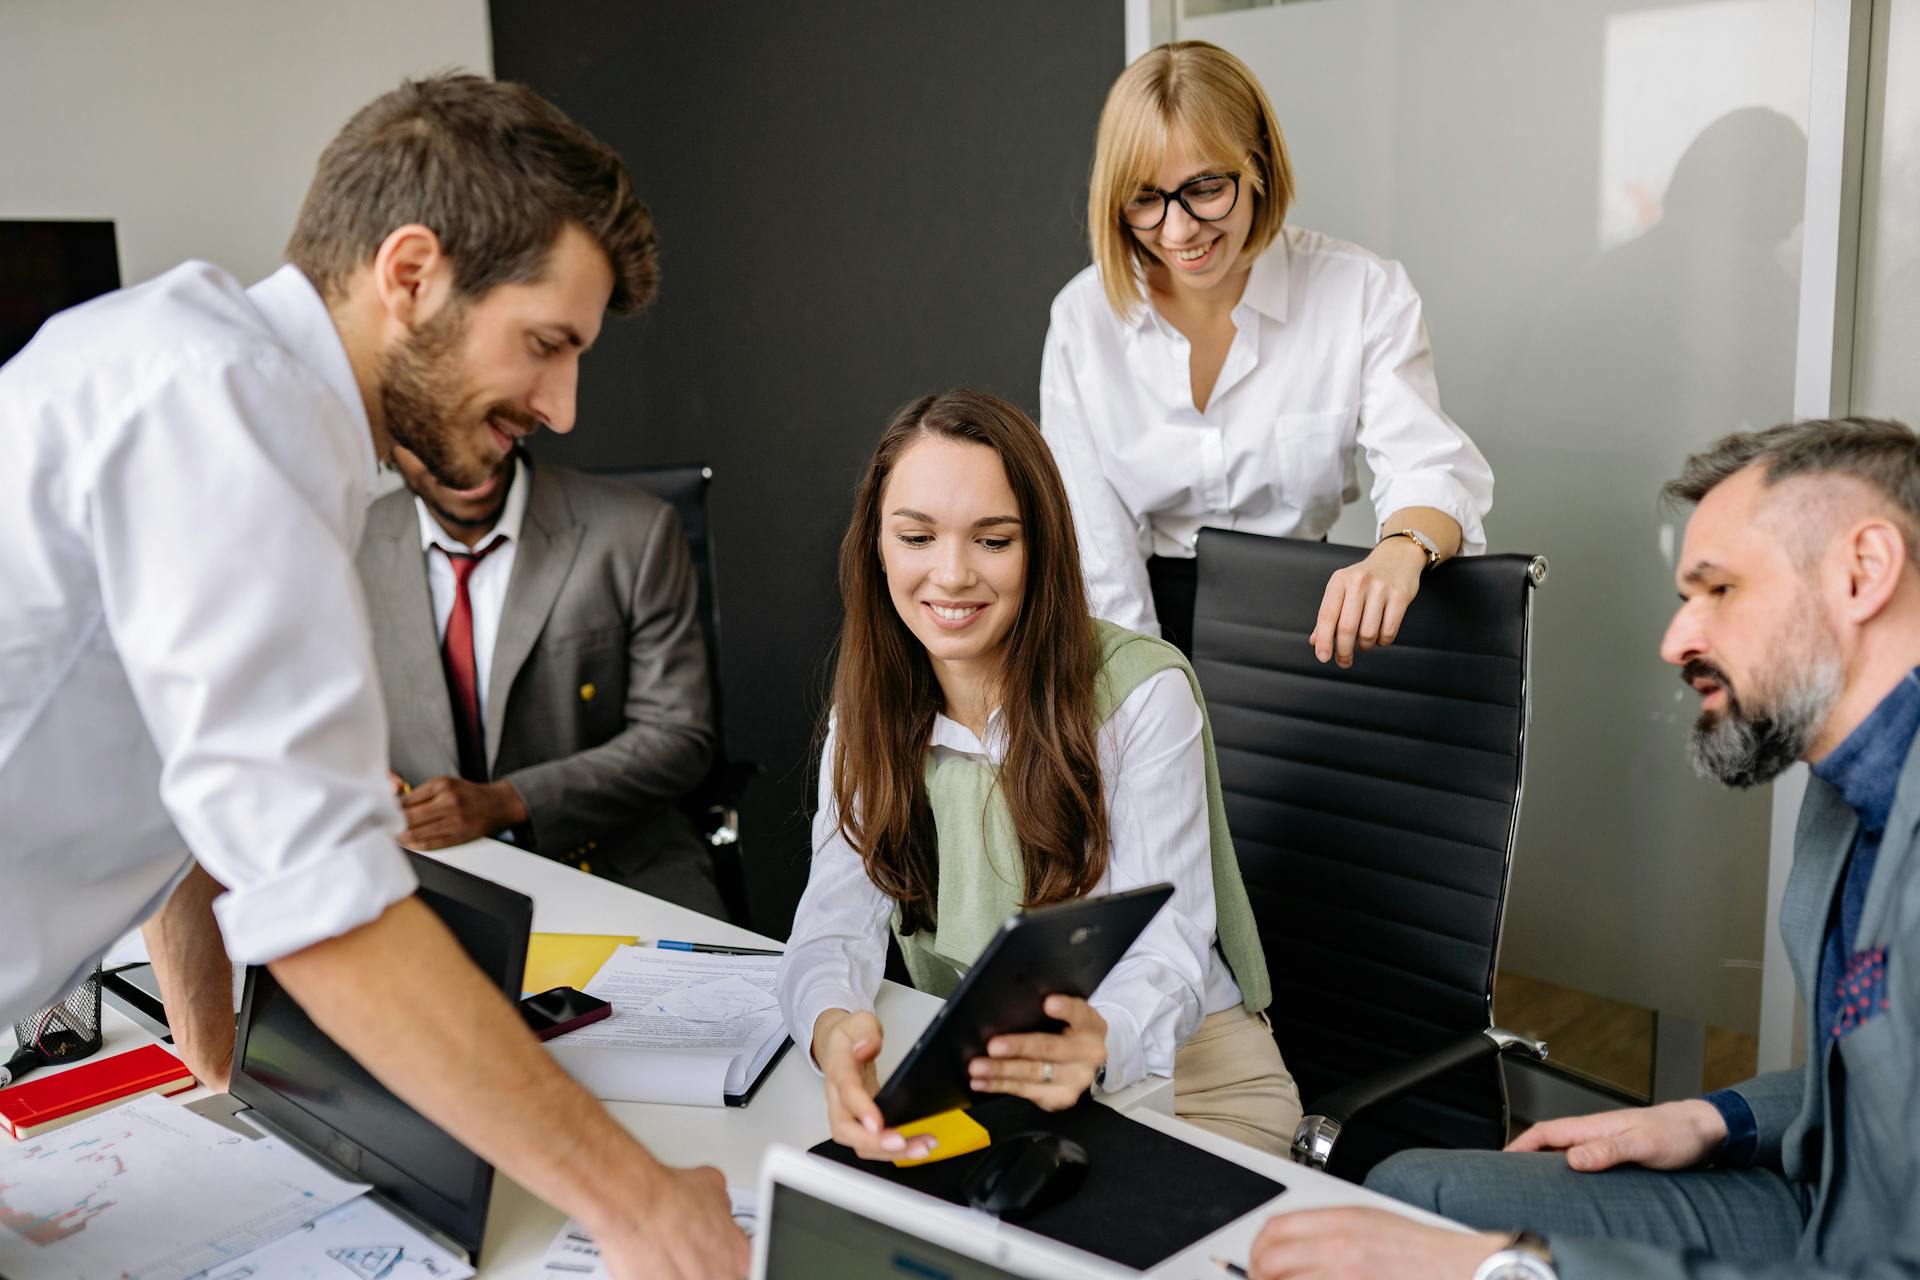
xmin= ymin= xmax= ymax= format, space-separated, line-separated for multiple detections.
xmin=777 ymin=669 xmax=1245 ymax=1092
xmin=1041 ymin=225 xmax=1495 ymax=637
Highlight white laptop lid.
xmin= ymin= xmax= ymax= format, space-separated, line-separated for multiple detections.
xmin=752 ymin=1144 xmax=1128 ymax=1280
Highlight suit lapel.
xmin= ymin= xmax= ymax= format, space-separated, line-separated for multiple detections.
xmin=364 ymin=493 xmax=461 ymax=773
xmin=1784 ymin=773 xmax=1855 ymax=1002
xmin=487 ymin=462 xmax=581 ymax=772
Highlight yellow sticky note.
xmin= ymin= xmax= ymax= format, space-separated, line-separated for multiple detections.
xmin=523 ymin=933 xmax=636 ymax=995
xmin=891 ymin=1107 xmax=991 ymax=1168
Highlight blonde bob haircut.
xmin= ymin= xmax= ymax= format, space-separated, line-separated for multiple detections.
xmin=1087 ymin=40 xmax=1295 ymax=319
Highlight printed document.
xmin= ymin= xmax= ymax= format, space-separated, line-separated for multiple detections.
xmin=0 ymin=1096 xmax=367 ymax=1280
xmin=194 ymin=1195 xmax=474 ymax=1280
xmin=536 ymin=1187 xmax=757 ymax=1276
xmin=544 ymin=947 xmax=788 ymax=1106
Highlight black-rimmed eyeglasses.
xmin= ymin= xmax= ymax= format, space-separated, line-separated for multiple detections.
xmin=1122 ymin=173 xmax=1241 ymax=230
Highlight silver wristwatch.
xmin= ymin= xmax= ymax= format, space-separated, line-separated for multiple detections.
xmin=1471 ymin=1231 xmax=1556 ymax=1280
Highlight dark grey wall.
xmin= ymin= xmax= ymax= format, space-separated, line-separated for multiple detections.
xmin=490 ymin=1 xmax=1125 ymax=935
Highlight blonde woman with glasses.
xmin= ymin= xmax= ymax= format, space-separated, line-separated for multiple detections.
xmin=1042 ymin=41 xmax=1493 ymax=662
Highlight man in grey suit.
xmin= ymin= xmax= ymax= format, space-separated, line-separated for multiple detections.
xmin=1243 ymin=418 xmax=1920 ymax=1280
xmin=357 ymin=442 xmax=727 ymax=918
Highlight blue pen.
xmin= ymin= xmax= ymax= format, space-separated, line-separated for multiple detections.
xmin=655 ymin=940 xmax=783 ymax=956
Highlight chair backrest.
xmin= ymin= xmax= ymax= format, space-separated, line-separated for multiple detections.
xmin=591 ymin=464 xmax=752 ymax=924
xmin=595 ymin=464 xmax=724 ymax=728
xmin=1191 ymin=530 xmax=1542 ymax=1175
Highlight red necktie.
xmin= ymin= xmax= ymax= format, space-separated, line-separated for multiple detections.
xmin=439 ymin=536 xmax=506 ymax=780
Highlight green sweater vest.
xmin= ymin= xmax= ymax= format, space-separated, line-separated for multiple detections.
xmin=893 ymin=619 xmax=1272 ymax=1015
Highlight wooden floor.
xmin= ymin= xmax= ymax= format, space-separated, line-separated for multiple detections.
xmin=1494 ymin=970 xmax=1758 ymax=1098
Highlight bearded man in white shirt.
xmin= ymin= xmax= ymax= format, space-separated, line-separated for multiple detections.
xmin=0 ymin=75 xmax=744 ymax=1280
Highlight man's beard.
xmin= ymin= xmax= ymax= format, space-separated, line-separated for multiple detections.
xmin=419 ymin=467 xmax=514 ymax=531
xmin=1685 ymin=609 xmax=1841 ymax=788
xmin=379 ymin=304 xmax=537 ymax=492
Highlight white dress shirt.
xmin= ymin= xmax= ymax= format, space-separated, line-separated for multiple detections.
xmin=415 ymin=453 xmax=531 ymax=729
xmin=0 ymin=261 xmax=416 ymax=1022
xmin=778 ymin=669 xmax=1244 ymax=1092
xmin=1041 ymin=225 xmax=1495 ymax=636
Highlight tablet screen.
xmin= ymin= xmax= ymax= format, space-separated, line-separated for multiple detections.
xmin=874 ymin=883 xmax=1174 ymax=1126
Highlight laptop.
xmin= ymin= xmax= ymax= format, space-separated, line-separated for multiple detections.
xmin=220 ymin=851 xmax=533 ymax=1265
xmin=752 ymin=1144 xmax=1128 ymax=1280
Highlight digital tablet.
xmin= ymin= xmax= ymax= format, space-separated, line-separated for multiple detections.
xmin=873 ymin=882 xmax=1175 ymax=1126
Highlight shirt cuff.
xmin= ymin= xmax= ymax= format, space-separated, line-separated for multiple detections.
xmin=789 ymin=986 xmax=867 ymax=1076
xmin=1094 ymin=998 xmax=1147 ymax=1093
xmin=212 ymin=836 xmax=418 ymax=965
xmin=1372 ymin=476 xmax=1487 ymax=555
xmin=1702 ymin=1087 xmax=1759 ymax=1167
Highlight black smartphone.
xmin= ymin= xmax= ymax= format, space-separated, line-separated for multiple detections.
xmin=519 ymin=985 xmax=612 ymax=1041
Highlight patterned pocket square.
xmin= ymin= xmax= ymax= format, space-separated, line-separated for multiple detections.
xmin=1831 ymin=945 xmax=1889 ymax=1040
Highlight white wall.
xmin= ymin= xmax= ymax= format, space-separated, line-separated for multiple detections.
xmin=0 ymin=0 xmax=493 ymax=287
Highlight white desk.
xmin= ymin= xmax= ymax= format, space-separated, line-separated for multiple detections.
xmin=421 ymin=840 xmax=1449 ymax=1277
xmin=13 ymin=839 xmax=1448 ymax=1277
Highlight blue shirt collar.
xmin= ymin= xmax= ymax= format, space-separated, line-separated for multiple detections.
xmin=1811 ymin=667 xmax=1920 ymax=833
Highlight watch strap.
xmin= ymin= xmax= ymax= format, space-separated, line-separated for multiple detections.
xmin=1379 ymin=527 xmax=1441 ymax=568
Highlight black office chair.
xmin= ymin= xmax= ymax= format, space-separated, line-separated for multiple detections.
xmin=596 ymin=464 xmax=756 ymax=926
xmin=1188 ymin=529 xmax=1549 ymax=1182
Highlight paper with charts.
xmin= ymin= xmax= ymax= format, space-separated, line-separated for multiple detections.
xmin=536 ymin=1187 xmax=757 ymax=1276
xmin=192 ymin=1195 xmax=473 ymax=1280
xmin=0 ymin=1095 xmax=369 ymax=1280
xmin=543 ymin=946 xmax=788 ymax=1105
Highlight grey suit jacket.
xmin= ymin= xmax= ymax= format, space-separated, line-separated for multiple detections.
xmin=1557 ymin=734 xmax=1920 ymax=1277
xmin=355 ymin=459 xmax=716 ymax=891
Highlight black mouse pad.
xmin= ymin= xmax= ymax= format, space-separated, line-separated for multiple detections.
xmin=809 ymin=1096 xmax=1287 ymax=1270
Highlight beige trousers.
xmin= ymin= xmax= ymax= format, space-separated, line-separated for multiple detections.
xmin=1172 ymin=1005 xmax=1303 ymax=1157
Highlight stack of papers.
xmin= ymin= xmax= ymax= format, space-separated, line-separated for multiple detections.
xmin=0 ymin=1097 xmax=472 ymax=1280
xmin=195 ymin=1197 xmax=473 ymax=1280
xmin=0 ymin=1097 xmax=365 ymax=1280
xmin=544 ymin=946 xmax=789 ymax=1107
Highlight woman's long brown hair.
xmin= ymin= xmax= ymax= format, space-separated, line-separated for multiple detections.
xmin=829 ymin=391 xmax=1109 ymax=935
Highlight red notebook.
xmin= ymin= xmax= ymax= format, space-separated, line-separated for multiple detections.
xmin=0 ymin=1043 xmax=196 ymax=1140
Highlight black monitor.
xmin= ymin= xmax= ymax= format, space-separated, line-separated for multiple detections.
xmin=0 ymin=220 xmax=120 ymax=365
xmin=229 ymin=853 xmax=532 ymax=1262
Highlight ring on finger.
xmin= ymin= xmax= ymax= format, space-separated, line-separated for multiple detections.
xmin=1041 ymin=1062 xmax=1054 ymax=1084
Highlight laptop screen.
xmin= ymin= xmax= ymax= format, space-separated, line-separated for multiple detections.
xmin=763 ymin=1182 xmax=1029 ymax=1280
xmin=228 ymin=853 xmax=531 ymax=1261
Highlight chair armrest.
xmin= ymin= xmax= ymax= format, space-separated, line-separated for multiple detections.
xmin=1290 ymin=1027 xmax=1548 ymax=1169
xmin=695 ymin=759 xmax=761 ymax=848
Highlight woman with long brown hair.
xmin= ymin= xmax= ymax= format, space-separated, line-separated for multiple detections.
xmin=776 ymin=389 xmax=1301 ymax=1158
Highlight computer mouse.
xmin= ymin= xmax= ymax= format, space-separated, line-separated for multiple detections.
xmin=962 ymin=1131 xmax=1090 ymax=1220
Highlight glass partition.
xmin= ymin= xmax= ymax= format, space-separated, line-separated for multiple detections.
xmin=1855 ymin=0 xmax=1920 ymax=427
xmin=1168 ymin=0 xmax=1817 ymax=1096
